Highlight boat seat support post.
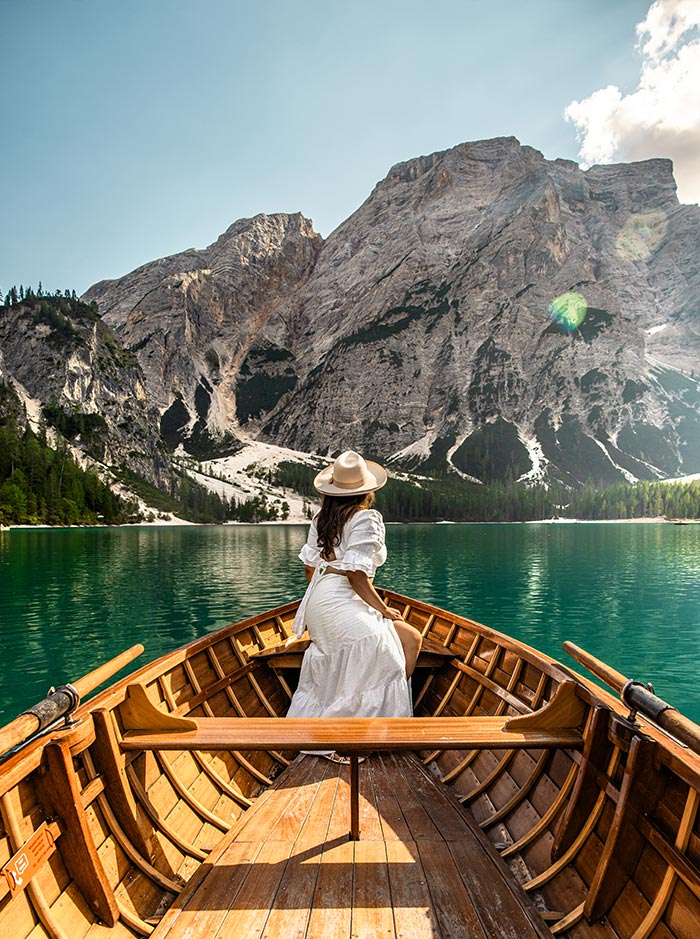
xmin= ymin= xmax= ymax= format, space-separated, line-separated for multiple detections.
xmin=552 ymin=705 xmax=613 ymax=860
xmin=35 ymin=741 xmax=119 ymax=927
xmin=350 ymin=754 xmax=360 ymax=841
xmin=90 ymin=709 xmax=157 ymax=862
xmin=584 ymin=734 xmax=663 ymax=922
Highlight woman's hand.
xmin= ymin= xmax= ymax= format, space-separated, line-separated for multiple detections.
xmin=383 ymin=606 xmax=402 ymax=620
xmin=346 ymin=570 xmax=402 ymax=621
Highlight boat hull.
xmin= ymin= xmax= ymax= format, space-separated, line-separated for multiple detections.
xmin=0 ymin=592 xmax=698 ymax=938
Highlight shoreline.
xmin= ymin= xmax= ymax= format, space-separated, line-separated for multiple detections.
xmin=3 ymin=515 xmax=697 ymax=531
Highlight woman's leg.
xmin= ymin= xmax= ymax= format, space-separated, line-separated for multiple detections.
xmin=392 ymin=618 xmax=422 ymax=677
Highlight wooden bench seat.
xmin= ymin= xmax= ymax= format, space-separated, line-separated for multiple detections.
xmin=151 ymin=751 xmax=553 ymax=939
xmin=121 ymin=714 xmax=583 ymax=753
xmin=118 ymin=680 xmax=584 ymax=840
xmin=249 ymin=634 xmax=457 ymax=670
xmin=119 ymin=678 xmax=584 ymax=753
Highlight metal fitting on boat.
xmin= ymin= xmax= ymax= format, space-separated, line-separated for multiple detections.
xmin=621 ymin=679 xmax=674 ymax=724
xmin=21 ymin=683 xmax=81 ymax=731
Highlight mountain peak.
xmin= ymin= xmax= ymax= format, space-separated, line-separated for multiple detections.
xmin=212 ymin=212 xmax=320 ymax=248
xmin=77 ymin=136 xmax=699 ymax=487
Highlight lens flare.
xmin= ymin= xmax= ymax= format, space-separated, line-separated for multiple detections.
xmin=548 ymin=291 xmax=588 ymax=333
xmin=615 ymin=209 xmax=668 ymax=261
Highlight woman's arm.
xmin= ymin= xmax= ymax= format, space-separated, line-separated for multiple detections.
xmin=346 ymin=568 xmax=421 ymax=675
xmin=345 ymin=569 xmax=401 ymax=619
xmin=304 ymin=565 xmax=315 ymax=584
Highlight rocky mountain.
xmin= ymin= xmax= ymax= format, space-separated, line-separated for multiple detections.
xmin=85 ymin=213 xmax=321 ymax=458
xmin=83 ymin=136 xmax=700 ymax=487
xmin=0 ymin=294 xmax=171 ymax=487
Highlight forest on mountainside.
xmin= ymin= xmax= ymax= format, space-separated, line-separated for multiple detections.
xmin=2 ymin=288 xmax=699 ymax=526
xmin=0 ymin=416 xmax=293 ymax=526
xmin=1 ymin=283 xmax=99 ymax=332
xmin=1 ymin=414 xmax=698 ymax=527
xmin=272 ymin=462 xmax=700 ymax=523
xmin=0 ymin=416 xmax=294 ymax=526
xmin=0 ymin=419 xmax=133 ymax=526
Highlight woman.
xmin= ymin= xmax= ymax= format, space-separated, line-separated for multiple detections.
xmin=286 ymin=451 xmax=422 ymax=760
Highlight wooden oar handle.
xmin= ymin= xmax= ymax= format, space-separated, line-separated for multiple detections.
xmin=72 ymin=644 xmax=144 ymax=698
xmin=0 ymin=644 xmax=144 ymax=758
xmin=564 ymin=640 xmax=700 ymax=755
xmin=0 ymin=715 xmax=43 ymax=759
xmin=562 ymin=641 xmax=627 ymax=693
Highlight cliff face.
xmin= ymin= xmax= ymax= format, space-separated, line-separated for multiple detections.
xmin=85 ymin=213 xmax=322 ymax=457
xmin=0 ymin=297 xmax=169 ymax=485
xmin=259 ymin=138 xmax=700 ymax=484
xmin=82 ymin=137 xmax=700 ymax=486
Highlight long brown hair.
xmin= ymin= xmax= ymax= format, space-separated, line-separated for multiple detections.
xmin=316 ymin=492 xmax=375 ymax=560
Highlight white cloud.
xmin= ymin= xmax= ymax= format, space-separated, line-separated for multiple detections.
xmin=565 ymin=0 xmax=700 ymax=205
xmin=638 ymin=0 xmax=700 ymax=57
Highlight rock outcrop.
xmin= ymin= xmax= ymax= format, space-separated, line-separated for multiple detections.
xmin=85 ymin=213 xmax=322 ymax=457
xmin=83 ymin=137 xmax=700 ymax=485
xmin=0 ymin=297 xmax=169 ymax=486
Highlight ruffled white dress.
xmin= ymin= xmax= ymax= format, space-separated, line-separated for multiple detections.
xmin=286 ymin=509 xmax=412 ymax=723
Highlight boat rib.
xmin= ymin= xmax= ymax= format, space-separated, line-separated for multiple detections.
xmin=1 ymin=592 xmax=700 ymax=939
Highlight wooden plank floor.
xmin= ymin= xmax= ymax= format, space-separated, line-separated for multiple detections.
xmin=153 ymin=752 xmax=553 ymax=939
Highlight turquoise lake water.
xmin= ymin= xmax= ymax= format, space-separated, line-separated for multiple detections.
xmin=1 ymin=522 xmax=699 ymax=724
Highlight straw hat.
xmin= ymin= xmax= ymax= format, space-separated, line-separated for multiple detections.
xmin=314 ymin=450 xmax=388 ymax=496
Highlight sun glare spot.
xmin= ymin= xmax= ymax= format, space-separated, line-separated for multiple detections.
xmin=547 ymin=292 xmax=588 ymax=333
xmin=615 ymin=210 xmax=668 ymax=261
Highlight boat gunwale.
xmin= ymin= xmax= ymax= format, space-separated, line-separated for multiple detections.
xmin=81 ymin=600 xmax=300 ymax=713
xmin=385 ymin=590 xmax=700 ymax=780
xmin=3 ymin=593 xmax=700 ymax=789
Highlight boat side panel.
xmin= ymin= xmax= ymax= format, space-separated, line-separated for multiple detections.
xmin=4 ymin=595 xmax=700 ymax=939
xmin=0 ymin=606 xmax=298 ymax=938
xmin=394 ymin=596 xmax=609 ymax=937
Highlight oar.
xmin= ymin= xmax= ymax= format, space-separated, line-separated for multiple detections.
xmin=0 ymin=644 xmax=144 ymax=757
xmin=563 ymin=641 xmax=700 ymax=755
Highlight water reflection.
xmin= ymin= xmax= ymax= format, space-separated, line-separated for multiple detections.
xmin=2 ymin=523 xmax=699 ymax=723
xmin=1 ymin=526 xmax=309 ymax=720
xmin=382 ymin=523 xmax=700 ymax=721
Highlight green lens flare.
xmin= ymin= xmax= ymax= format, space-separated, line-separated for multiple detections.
xmin=615 ymin=210 xmax=668 ymax=261
xmin=548 ymin=292 xmax=588 ymax=333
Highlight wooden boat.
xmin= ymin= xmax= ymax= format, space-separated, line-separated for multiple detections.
xmin=1 ymin=590 xmax=700 ymax=939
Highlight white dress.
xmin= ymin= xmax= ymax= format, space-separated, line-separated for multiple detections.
xmin=286 ymin=509 xmax=412 ymax=722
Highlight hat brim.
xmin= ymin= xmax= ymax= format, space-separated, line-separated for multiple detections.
xmin=314 ymin=460 xmax=388 ymax=496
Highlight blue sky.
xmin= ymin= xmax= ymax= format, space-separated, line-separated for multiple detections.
xmin=0 ymin=0 xmax=674 ymax=295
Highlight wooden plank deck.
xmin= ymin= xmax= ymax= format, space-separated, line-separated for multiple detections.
xmin=152 ymin=753 xmax=553 ymax=939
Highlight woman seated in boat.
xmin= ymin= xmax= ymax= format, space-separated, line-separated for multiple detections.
xmin=286 ymin=451 xmax=422 ymax=751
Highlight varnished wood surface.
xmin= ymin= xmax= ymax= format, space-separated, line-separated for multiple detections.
xmin=0 ymin=644 xmax=144 ymax=758
xmin=121 ymin=715 xmax=584 ymax=753
xmin=152 ymin=752 xmax=553 ymax=939
xmin=4 ymin=591 xmax=700 ymax=939
xmin=251 ymin=635 xmax=457 ymax=670
xmin=563 ymin=640 xmax=700 ymax=757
